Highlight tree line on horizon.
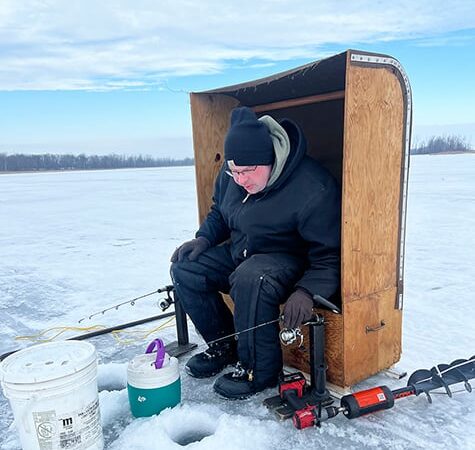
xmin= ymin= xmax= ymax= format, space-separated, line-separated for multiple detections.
xmin=411 ymin=135 xmax=472 ymax=155
xmin=0 ymin=153 xmax=194 ymax=172
xmin=0 ymin=135 xmax=472 ymax=172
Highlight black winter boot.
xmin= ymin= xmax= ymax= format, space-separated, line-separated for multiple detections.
xmin=185 ymin=341 xmax=238 ymax=378
xmin=213 ymin=362 xmax=279 ymax=399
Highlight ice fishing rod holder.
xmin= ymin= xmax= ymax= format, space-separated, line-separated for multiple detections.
xmin=265 ymin=312 xmax=335 ymax=420
xmin=278 ymin=316 xmax=328 ymax=391
xmin=157 ymin=287 xmax=197 ymax=357
xmin=303 ymin=314 xmax=329 ymax=401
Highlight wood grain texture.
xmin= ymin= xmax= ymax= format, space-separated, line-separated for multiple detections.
xmin=341 ymin=62 xmax=404 ymax=302
xmin=190 ymin=93 xmax=239 ymax=223
xmin=253 ymin=91 xmax=345 ymax=113
xmin=343 ymin=288 xmax=402 ymax=386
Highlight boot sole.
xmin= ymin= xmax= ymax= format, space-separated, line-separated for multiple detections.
xmin=213 ymin=379 xmax=279 ymax=400
xmin=213 ymin=383 xmax=255 ymax=400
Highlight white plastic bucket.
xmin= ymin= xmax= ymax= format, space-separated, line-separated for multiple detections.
xmin=0 ymin=340 xmax=103 ymax=450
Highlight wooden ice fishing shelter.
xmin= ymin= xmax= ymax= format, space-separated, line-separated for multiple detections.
xmin=189 ymin=50 xmax=412 ymax=388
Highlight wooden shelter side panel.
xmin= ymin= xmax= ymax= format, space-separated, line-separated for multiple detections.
xmin=343 ymin=288 xmax=402 ymax=386
xmin=190 ymin=93 xmax=239 ymax=223
xmin=341 ymin=63 xmax=404 ymax=301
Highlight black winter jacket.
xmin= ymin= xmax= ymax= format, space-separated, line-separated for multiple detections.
xmin=196 ymin=118 xmax=341 ymax=299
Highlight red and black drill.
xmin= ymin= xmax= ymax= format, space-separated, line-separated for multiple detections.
xmin=293 ymin=356 xmax=475 ymax=429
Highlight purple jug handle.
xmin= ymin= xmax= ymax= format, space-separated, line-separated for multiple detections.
xmin=145 ymin=338 xmax=166 ymax=369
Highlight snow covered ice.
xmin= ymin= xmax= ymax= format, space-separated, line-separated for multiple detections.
xmin=1 ymin=156 xmax=474 ymax=449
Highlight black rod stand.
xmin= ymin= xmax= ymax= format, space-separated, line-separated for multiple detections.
xmin=309 ymin=315 xmax=330 ymax=402
xmin=165 ymin=289 xmax=197 ymax=357
xmin=173 ymin=289 xmax=189 ymax=346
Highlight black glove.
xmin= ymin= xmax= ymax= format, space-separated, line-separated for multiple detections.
xmin=170 ymin=237 xmax=210 ymax=263
xmin=283 ymin=289 xmax=314 ymax=329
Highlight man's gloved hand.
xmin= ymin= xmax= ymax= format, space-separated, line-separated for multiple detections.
xmin=283 ymin=289 xmax=314 ymax=329
xmin=170 ymin=237 xmax=210 ymax=263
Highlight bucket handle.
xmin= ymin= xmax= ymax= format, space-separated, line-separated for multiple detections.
xmin=145 ymin=339 xmax=166 ymax=369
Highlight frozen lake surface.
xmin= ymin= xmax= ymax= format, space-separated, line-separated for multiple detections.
xmin=1 ymin=156 xmax=474 ymax=449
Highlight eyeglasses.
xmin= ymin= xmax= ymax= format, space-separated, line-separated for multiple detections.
xmin=225 ymin=166 xmax=258 ymax=178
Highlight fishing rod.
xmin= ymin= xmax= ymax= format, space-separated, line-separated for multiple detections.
xmin=0 ymin=312 xmax=177 ymax=362
xmin=1 ymin=286 xmax=289 ymax=363
xmin=77 ymin=285 xmax=175 ymax=323
xmin=0 ymin=286 xmax=177 ymax=362
xmin=0 ymin=288 xmax=330 ymax=363
xmin=199 ymin=293 xmax=341 ymax=351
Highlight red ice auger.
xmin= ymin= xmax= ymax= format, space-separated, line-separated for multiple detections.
xmin=264 ymin=295 xmax=475 ymax=429
xmin=292 ymin=355 xmax=475 ymax=429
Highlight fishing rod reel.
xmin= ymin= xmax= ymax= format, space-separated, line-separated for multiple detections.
xmin=279 ymin=327 xmax=304 ymax=347
xmin=158 ymin=288 xmax=174 ymax=311
xmin=279 ymin=306 xmax=328 ymax=347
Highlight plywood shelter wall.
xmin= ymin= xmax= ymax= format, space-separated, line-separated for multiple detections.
xmin=190 ymin=93 xmax=239 ymax=223
xmin=341 ymin=63 xmax=404 ymax=301
xmin=337 ymin=59 xmax=405 ymax=385
xmin=283 ymin=60 xmax=406 ymax=387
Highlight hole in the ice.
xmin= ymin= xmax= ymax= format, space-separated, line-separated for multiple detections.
xmin=171 ymin=428 xmax=214 ymax=446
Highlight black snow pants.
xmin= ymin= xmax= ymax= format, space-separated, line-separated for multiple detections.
xmin=170 ymin=243 xmax=305 ymax=383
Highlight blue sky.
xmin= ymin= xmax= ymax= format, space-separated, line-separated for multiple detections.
xmin=0 ymin=1 xmax=474 ymax=157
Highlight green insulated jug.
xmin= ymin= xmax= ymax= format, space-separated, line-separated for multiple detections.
xmin=127 ymin=339 xmax=181 ymax=417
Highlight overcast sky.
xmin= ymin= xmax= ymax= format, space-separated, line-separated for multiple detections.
xmin=0 ymin=0 xmax=474 ymax=156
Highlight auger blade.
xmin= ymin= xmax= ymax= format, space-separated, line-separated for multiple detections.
xmin=407 ymin=356 xmax=475 ymax=400
xmin=407 ymin=369 xmax=432 ymax=385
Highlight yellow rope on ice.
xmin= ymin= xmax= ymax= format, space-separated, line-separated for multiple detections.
xmin=15 ymin=325 xmax=107 ymax=343
xmin=15 ymin=316 xmax=176 ymax=345
xmin=111 ymin=317 xmax=176 ymax=345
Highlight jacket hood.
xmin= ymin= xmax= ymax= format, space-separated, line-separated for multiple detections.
xmin=258 ymin=115 xmax=289 ymax=187
xmin=259 ymin=116 xmax=307 ymax=192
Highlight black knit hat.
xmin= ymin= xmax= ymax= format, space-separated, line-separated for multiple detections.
xmin=224 ymin=107 xmax=274 ymax=165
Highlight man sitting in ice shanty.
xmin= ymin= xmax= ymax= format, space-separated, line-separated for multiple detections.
xmin=170 ymin=106 xmax=340 ymax=399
